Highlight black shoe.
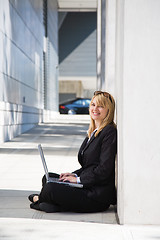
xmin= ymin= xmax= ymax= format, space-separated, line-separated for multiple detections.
xmin=28 ymin=194 xmax=39 ymax=203
xmin=39 ymin=202 xmax=61 ymax=213
xmin=30 ymin=201 xmax=41 ymax=211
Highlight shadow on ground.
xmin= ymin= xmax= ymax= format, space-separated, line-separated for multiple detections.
xmin=0 ymin=189 xmax=117 ymax=224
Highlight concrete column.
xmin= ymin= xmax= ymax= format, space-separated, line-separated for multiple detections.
xmin=97 ymin=0 xmax=102 ymax=90
xmin=101 ymin=0 xmax=106 ymax=90
xmin=116 ymin=0 xmax=160 ymax=224
xmin=115 ymin=0 xmax=125 ymax=224
xmin=105 ymin=0 xmax=116 ymax=96
xmin=97 ymin=0 xmax=107 ymax=91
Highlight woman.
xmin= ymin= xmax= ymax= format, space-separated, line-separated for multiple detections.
xmin=29 ymin=91 xmax=117 ymax=213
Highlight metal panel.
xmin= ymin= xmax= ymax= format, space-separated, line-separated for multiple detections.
xmin=58 ymin=0 xmax=97 ymax=9
xmin=59 ymin=12 xmax=97 ymax=77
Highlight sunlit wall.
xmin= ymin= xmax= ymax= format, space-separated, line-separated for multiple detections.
xmin=116 ymin=0 xmax=160 ymax=224
xmin=0 ymin=0 xmax=58 ymax=143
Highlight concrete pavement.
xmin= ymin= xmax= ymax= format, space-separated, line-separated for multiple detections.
xmin=0 ymin=120 xmax=160 ymax=239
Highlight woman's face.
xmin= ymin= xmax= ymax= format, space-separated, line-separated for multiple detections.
xmin=90 ymin=97 xmax=108 ymax=125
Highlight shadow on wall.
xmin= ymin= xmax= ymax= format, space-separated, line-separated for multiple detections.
xmin=0 ymin=104 xmax=42 ymax=143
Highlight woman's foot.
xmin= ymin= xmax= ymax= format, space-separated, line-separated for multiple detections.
xmin=28 ymin=194 xmax=39 ymax=203
xmin=30 ymin=201 xmax=41 ymax=211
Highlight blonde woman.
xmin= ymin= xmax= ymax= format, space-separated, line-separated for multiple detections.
xmin=29 ymin=91 xmax=117 ymax=213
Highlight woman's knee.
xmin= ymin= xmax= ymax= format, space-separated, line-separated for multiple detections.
xmin=40 ymin=182 xmax=55 ymax=203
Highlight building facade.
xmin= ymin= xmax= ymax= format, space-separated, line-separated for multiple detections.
xmin=0 ymin=0 xmax=58 ymax=142
xmin=59 ymin=12 xmax=97 ymax=101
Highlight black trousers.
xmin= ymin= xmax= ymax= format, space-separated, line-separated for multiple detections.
xmin=39 ymin=173 xmax=110 ymax=213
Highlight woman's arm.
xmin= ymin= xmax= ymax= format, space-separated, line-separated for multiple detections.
xmin=72 ymin=168 xmax=83 ymax=176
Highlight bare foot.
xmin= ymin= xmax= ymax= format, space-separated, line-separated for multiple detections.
xmin=33 ymin=195 xmax=39 ymax=202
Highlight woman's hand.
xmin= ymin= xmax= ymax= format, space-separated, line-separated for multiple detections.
xmin=59 ymin=173 xmax=77 ymax=183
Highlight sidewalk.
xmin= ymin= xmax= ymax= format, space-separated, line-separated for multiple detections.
xmin=0 ymin=121 xmax=160 ymax=239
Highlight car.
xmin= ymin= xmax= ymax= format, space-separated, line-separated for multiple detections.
xmin=59 ymin=98 xmax=91 ymax=114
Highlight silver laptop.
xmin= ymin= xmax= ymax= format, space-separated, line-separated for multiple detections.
xmin=38 ymin=144 xmax=83 ymax=188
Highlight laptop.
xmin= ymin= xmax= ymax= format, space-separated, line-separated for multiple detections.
xmin=38 ymin=144 xmax=83 ymax=188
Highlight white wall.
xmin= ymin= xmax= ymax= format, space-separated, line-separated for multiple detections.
xmin=105 ymin=0 xmax=116 ymax=96
xmin=0 ymin=0 xmax=59 ymax=143
xmin=116 ymin=0 xmax=160 ymax=224
xmin=0 ymin=0 xmax=44 ymax=142
xmin=45 ymin=0 xmax=59 ymax=111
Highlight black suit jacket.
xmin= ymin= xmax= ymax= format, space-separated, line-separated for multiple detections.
xmin=73 ymin=124 xmax=117 ymax=205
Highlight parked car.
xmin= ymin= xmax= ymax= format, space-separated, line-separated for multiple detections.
xmin=59 ymin=98 xmax=91 ymax=114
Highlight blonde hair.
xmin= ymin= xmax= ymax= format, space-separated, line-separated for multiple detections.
xmin=88 ymin=92 xmax=116 ymax=138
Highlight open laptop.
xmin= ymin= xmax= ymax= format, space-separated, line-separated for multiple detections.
xmin=38 ymin=144 xmax=83 ymax=188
